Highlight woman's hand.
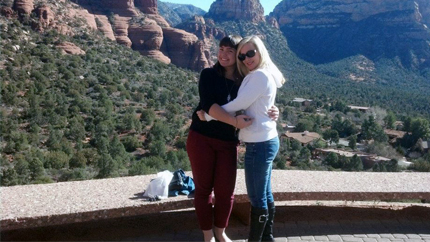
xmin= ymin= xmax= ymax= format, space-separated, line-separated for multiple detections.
xmin=268 ymin=105 xmax=279 ymax=121
xmin=235 ymin=115 xmax=253 ymax=129
xmin=197 ymin=110 xmax=207 ymax=121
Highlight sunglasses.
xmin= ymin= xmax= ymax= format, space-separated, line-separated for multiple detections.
xmin=238 ymin=50 xmax=257 ymax=61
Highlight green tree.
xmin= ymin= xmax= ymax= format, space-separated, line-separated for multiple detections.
xmin=67 ymin=116 xmax=86 ymax=142
xmin=149 ymin=140 xmax=167 ymax=158
xmin=323 ymin=129 xmax=339 ymax=145
xmin=46 ymin=126 xmax=62 ymax=151
xmin=14 ymin=155 xmax=30 ymax=184
xmin=298 ymin=147 xmax=311 ymax=164
xmin=1 ymin=167 xmax=19 ymax=186
xmin=121 ymin=107 xmax=142 ymax=132
xmin=69 ymin=151 xmax=88 ymax=168
xmin=361 ymin=116 xmax=387 ymax=142
xmin=140 ymin=108 xmax=156 ymax=126
xmin=349 ymin=154 xmax=363 ymax=171
xmin=97 ymin=152 xmax=118 ymax=178
xmin=149 ymin=120 xmax=170 ymax=142
xmin=384 ymin=111 xmax=396 ymax=129
xmin=295 ymin=118 xmax=314 ymax=132
xmin=348 ymin=135 xmax=357 ymax=150
xmin=123 ymin=135 xmax=141 ymax=152
xmin=324 ymin=152 xmax=339 ymax=168
xmin=109 ymin=135 xmax=130 ymax=167
xmin=410 ymin=118 xmax=430 ymax=144
xmin=45 ymin=151 xmax=70 ymax=169
xmin=28 ymin=158 xmax=45 ymax=181
xmin=386 ymin=159 xmax=399 ymax=172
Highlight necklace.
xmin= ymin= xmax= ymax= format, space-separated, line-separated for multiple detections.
xmin=225 ymin=77 xmax=235 ymax=102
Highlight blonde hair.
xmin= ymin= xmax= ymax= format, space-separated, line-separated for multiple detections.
xmin=236 ymin=35 xmax=286 ymax=85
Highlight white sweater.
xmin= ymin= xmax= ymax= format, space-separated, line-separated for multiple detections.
xmin=207 ymin=66 xmax=284 ymax=142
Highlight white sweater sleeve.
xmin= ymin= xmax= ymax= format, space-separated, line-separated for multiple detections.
xmin=221 ymin=71 xmax=269 ymax=112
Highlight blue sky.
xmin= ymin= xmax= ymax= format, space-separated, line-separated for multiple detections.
xmin=161 ymin=0 xmax=283 ymax=16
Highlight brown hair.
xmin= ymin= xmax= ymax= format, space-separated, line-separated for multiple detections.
xmin=213 ymin=35 xmax=243 ymax=85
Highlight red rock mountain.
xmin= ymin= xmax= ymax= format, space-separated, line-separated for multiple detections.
xmin=7 ymin=0 xmax=211 ymax=71
xmin=269 ymin=0 xmax=430 ymax=68
xmin=205 ymin=0 xmax=265 ymax=23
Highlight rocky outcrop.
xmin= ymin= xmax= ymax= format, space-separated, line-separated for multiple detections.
xmin=135 ymin=0 xmax=157 ymax=14
xmin=0 ymin=6 xmax=15 ymax=18
xmin=113 ymin=15 xmax=132 ymax=47
xmin=13 ymin=0 xmax=33 ymax=15
xmin=162 ymin=27 xmax=209 ymax=71
xmin=56 ymin=42 xmax=86 ymax=55
xmin=128 ymin=19 xmax=170 ymax=64
xmin=206 ymin=0 xmax=264 ymax=23
xmin=177 ymin=16 xmax=225 ymax=40
xmin=266 ymin=16 xmax=279 ymax=29
xmin=93 ymin=14 xmax=116 ymax=40
xmin=98 ymin=0 xmax=137 ymax=17
xmin=33 ymin=5 xmax=54 ymax=32
xmin=71 ymin=8 xmax=98 ymax=30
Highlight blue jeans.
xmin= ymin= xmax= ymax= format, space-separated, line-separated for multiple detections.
xmin=244 ymin=137 xmax=279 ymax=209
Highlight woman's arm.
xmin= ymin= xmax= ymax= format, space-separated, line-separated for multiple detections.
xmin=215 ymin=71 xmax=269 ymax=113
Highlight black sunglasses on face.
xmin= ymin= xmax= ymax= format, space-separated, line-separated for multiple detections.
xmin=238 ymin=50 xmax=257 ymax=61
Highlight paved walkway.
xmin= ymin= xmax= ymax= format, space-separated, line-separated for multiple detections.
xmin=2 ymin=202 xmax=429 ymax=241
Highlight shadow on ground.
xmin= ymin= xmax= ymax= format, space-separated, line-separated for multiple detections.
xmin=2 ymin=205 xmax=430 ymax=241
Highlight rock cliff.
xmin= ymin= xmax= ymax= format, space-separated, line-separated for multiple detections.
xmin=205 ymin=0 xmax=265 ymax=23
xmin=33 ymin=5 xmax=54 ymax=32
xmin=72 ymin=0 xmax=209 ymax=70
xmin=271 ymin=0 xmax=424 ymax=27
xmin=8 ymin=0 xmax=211 ymax=71
xmin=270 ymin=0 xmax=430 ymax=68
xmin=13 ymin=0 xmax=33 ymax=15
xmin=135 ymin=0 xmax=158 ymax=15
xmin=162 ymin=27 xmax=209 ymax=71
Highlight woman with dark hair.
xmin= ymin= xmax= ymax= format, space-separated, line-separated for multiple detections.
xmin=186 ymin=35 xmax=247 ymax=242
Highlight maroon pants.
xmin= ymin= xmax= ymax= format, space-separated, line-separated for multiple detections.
xmin=186 ymin=130 xmax=238 ymax=230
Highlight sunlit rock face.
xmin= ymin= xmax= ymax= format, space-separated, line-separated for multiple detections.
xmin=270 ymin=0 xmax=430 ymax=68
xmin=206 ymin=0 xmax=265 ymax=23
xmin=13 ymin=0 xmax=33 ymax=15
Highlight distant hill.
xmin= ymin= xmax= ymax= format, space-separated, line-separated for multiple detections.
xmin=158 ymin=1 xmax=206 ymax=27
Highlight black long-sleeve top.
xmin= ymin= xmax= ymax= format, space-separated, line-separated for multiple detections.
xmin=190 ymin=68 xmax=240 ymax=141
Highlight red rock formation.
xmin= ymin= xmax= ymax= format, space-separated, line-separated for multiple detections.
xmin=113 ymin=15 xmax=132 ymax=47
xmin=94 ymin=14 xmax=116 ymax=41
xmin=180 ymin=16 xmax=225 ymax=40
xmin=135 ymin=0 xmax=157 ymax=14
xmin=98 ymin=0 xmax=137 ymax=16
xmin=72 ymin=8 xmax=98 ymax=30
xmin=33 ymin=5 xmax=54 ymax=32
xmin=206 ymin=0 xmax=265 ymax=23
xmin=0 ymin=6 xmax=15 ymax=18
xmin=146 ymin=14 xmax=170 ymax=28
xmin=162 ymin=27 xmax=209 ymax=71
xmin=65 ymin=0 xmax=211 ymax=71
xmin=128 ymin=19 xmax=170 ymax=64
xmin=56 ymin=42 xmax=86 ymax=55
xmin=13 ymin=0 xmax=33 ymax=15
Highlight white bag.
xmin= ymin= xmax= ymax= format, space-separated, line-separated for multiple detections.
xmin=143 ymin=170 xmax=173 ymax=199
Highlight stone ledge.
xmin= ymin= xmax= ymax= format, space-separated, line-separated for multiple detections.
xmin=2 ymin=170 xmax=429 ymax=231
